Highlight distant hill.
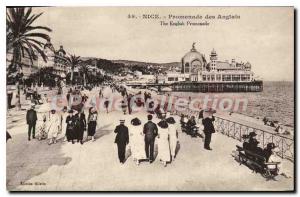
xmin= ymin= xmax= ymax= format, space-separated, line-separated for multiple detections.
xmin=111 ymin=59 xmax=181 ymax=69
xmin=81 ymin=57 xmax=181 ymax=74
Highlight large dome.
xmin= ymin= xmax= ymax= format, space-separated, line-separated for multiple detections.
xmin=181 ymin=43 xmax=206 ymax=74
xmin=182 ymin=43 xmax=206 ymax=65
xmin=182 ymin=51 xmax=205 ymax=63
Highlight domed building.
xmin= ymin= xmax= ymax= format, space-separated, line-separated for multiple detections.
xmin=181 ymin=43 xmax=207 ymax=81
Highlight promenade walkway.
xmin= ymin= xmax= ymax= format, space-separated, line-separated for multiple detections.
xmin=6 ymin=89 xmax=294 ymax=191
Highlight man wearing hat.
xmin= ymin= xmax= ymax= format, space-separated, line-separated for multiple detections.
xmin=202 ymin=108 xmax=216 ymax=150
xmin=26 ymin=104 xmax=37 ymax=141
xmin=143 ymin=114 xmax=158 ymax=163
xmin=114 ymin=119 xmax=129 ymax=164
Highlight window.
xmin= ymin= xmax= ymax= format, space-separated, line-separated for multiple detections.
xmin=185 ymin=63 xmax=190 ymax=73
xmin=211 ymin=75 xmax=215 ymax=81
xmin=207 ymin=75 xmax=210 ymax=81
xmin=168 ymin=77 xmax=174 ymax=81
xmin=203 ymin=75 xmax=206 ymax=81
xmin=241 ymin=74 xmax=250 ymax=81
xmin=216 ymin=74 xmax=221 ymax=81
xmin=232 ymin=74 xmax=240 ymax=81
xmin=222 ymin=74 xmax=231 ymax=81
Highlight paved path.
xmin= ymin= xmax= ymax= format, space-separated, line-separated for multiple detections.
xmin=6 ymin=89 xmax=294 ymax=191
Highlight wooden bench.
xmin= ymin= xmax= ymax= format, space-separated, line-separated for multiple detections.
xmin=236 ymin=145 xmax=280 ymax=179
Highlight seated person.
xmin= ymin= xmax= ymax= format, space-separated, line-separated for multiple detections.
xmin=186 ymin=116 xmax=197 ymax=136
xmin=263 ymin=142 xmax=275 ymax=162
xmin=245 ymin=132 xmax=264 ymax=156
xmin=242 ymin=134 xmax=250 ymax=150
xmin=267 ymin=147 xmax=291 ymax=178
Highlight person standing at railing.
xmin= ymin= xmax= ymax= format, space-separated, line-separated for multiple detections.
xmin=202 ymin=109 xmax=216 ymax=150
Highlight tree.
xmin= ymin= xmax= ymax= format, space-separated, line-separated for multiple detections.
xmin=6 ymin=7 xmax=52 ymax=109
xmin=66 ymin=54 xmax=81 ymax=85
xmin=79 ymin=62 xmax=89 ymax=86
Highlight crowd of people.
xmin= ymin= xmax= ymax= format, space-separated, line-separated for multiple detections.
xmin=26 ymin=103 xmax=99 ymax=145
xmin=9 ymin=82 xmax=290 ymax=179
xmin=114 ymin=113 xmax=178 ymax=167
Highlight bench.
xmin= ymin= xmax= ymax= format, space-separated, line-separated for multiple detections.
xmin=236 ymin=145 xmax=280 ymax=179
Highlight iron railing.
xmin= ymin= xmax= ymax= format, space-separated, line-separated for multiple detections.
xmin=214 ymin=116 xmax=294 ymax=162
xmin=173 ymin=109 xmax=294 ymax=162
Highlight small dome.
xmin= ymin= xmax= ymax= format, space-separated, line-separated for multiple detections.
xmin=245 ymin=62 xmax=251 ymax=68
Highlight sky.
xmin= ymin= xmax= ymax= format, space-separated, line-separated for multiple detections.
xmin=31 ymin=7 xmax=294 ymax=81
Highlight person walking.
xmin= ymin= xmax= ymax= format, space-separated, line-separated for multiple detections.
xmin=130 ymin=117 xmax=146 ymax=165
xmin=166 ymin=117 xmax=178 ymax=160
xmin=143 ymin=114 xmax=158 ymax=163
xmin=157 ymin=117 xmax=171 ymax=167
xmin=47 ymin=109 xmax=61 ymax=145
xmin=202 ymin=109 xmax=216 ymax=150
xmin=114 ymin=119 xmax=129 ymax=164
xmin=26 ymin=104 xmax=37 ymax=141
xmin=104 ymin=98 xmax=110 ymax=113
xmin=87 ymin=107 xmax=98 ymax=141
xmin=66 ymin=109 xmax=75 ymax=143
xmin=77 ymin=110 xmax=86 ymax=144
xmin=61 ymin=106 xmax=68 ymax=141
xmin=127 ymin=94 xmax=133 ymax=115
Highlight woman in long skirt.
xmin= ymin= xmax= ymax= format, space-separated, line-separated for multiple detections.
xmin=66 ymin=109 xmax=75 ymax=143
xmin=61 ymin=106 xmax=68 ymax=141
xmin=47 ymin=109 xmax=61 ymax=145
xmin=37 ymin=113 xmax=48 ymax=141
xmin=76 ymin=110 xmax=86 ymax=144
xmin=166 ymin=117 xmax=178 ymax=160
xmin=87 ymin=107 xmax=98 ymax=141
xmin=130 ymin=117 xmax=146 ymax=165
xmin=157 ymin=119 xmax=171 ymax=167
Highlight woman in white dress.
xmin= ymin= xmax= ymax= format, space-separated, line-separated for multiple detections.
xmin=60 ymin=106 xmax=68 ymax=141
xmin=268 ymin=147 xmax=292 ymax=178
xmin=166 ymin=117 xmax=178 ymax=161
xmin=47 ymin=109 xmax=61 ymax=145
xmin=130 ymin=117 xmax=146 ymax=165
xmin=157 ymin=119 xmax=171 ymax=167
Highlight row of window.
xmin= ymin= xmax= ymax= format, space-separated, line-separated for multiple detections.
xmin=203 ymin=74 xmax=251 ymax=82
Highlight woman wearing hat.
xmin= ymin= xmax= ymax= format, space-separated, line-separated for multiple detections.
xmin=76 ymin=110 xmax=86 ymax=145
xmin=47 ymin=109 xmax=61 ymax=145
xmin=157 ymin=119 xmax=171 ymax=167
xmin=248 ymin=132 xmax=263 ymax=155
xmin=267 ymin=146 xmax=291 ymax=178
xmin=166 ymin=117 xmax=178 ymax=161
xmin=87 ymin=107 xmax=98 ymax=141
xmin=66 ymin=109 xmax=76 ymax=143
xmin=130 ymin=117 xmax=146 ymax=165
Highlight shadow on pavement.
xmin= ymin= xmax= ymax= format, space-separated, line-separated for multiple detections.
xmin=94 ymin=124 xmax=112 ymax=141
xmin=6 ymin=132 xmax=72 ymax=191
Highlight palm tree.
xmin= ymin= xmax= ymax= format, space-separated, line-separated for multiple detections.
xmin=6 ymin=7 xmax=52 ymax=109
xmin=79 ymin=62 xmax=89 ymax=86
xmin=66 ymin=54 xmax=81 ymax=85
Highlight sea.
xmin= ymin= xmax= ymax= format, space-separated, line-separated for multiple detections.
xmin=171 ymin=81 xmax=294 ymax=128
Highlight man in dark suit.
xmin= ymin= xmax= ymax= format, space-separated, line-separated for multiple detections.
xmin=26 ymin=105 xmax=37 ymax=141
xmin=202 ymin=111 xmax=215 ymax=150
xmin=143 ymin=114 xmax=158 ymax=163
xmin=114 ymin=119 xmax=129 ymax=164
